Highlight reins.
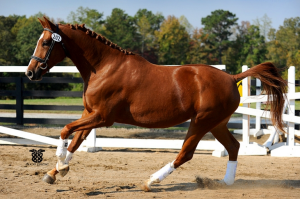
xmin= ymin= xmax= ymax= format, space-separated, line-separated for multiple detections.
xmin=30 ymin=24 xmax=68 ymax=70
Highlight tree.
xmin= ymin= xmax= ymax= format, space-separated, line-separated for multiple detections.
xmin=179 ymin=15 xmax=194 ymax=35
xmin=0 ymin=15 xmax=24 ymax=65
xmin=188 ymin=28 xmax=213 ymax=64
xmin=133 ymin=9 xmax=164 ymax=63
xmin=133 ymin=9 xmax=164 ymax=33
xmin=155 ymin=16 xmax=190 ymax=65
xmin=136 ymin=15 xmax=151 ymax=58
xmin=252 ymin=14 xmax=272 ymax=41
xmin=225 ymin=21 xmax=251 ymax=73
xmin=224 ymin=23 xmax=267 ymax=73
xmin=102 ymin=8 xmax=138 ymax=52
xmin=67 ymin=6 xmax=104 ymax=33
xmin=240 ymin=25 xmax=268 ymax=67
xmin=267 ymin=17 xmax=300 ymax=75
xmin=201 ymin=9 xmax=238 ymax=64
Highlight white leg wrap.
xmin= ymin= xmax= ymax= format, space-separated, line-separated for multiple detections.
xmin=56 ymin=150 xmax=72 ymax=172
xmin=56 ymin=151 xmax=73 ymax=172
xmin=223 ymin=161 xmax=237 ymax=185
xmin=149 ymin=161 xmax=176 ymax=183
xmin=56 ymin=137 xmax=68 ymax=159
xmin=56 ymin=162 xmax=61 ymax=172
xmin=64 ymin=150 xmax=73 ymax=164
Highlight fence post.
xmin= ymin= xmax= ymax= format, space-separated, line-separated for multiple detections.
xmin=237 ymin=65 xmax=267 ymax=156
xmin=78 ymin=128 xmax=102 ymax=152
xmin=287 ymin=66 xmax=295 ymax=147
xmin=255 ymin=79 xmax=261 ymax=136
xmin=86 ymin=128 xmax=96 ymax=148
xmin=242 ymin=65 xmax=250 ymax=145
xmin=16 ymin=77 xmax=23 ymax=125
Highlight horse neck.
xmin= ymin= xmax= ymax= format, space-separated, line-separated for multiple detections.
xmin=61 ymin=26 xmax=113 ymax=82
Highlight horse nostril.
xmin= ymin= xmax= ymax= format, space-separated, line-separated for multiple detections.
xmin=26 ymin=70 xmax=33 ymax=79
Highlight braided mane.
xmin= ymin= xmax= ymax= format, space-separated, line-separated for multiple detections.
xmin=63 ymin=23 xmax=134 ymax=55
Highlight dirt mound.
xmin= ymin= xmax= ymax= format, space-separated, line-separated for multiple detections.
xmin=195 ymin=176 xmax=225 ymax=189
xmin=195 ymin=176 xmax=300 ymax=190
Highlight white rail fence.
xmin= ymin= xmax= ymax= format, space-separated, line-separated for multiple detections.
xmin=0 ymin=65 xmax=299 ymax=157
xmin=234 ymin=65 xmax=300 ymax=157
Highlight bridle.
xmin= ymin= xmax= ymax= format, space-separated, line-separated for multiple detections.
xmin=30 ymin=24 xmax=68 ymax=70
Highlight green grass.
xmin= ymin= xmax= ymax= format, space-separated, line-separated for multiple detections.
xmin=251 ymin=102 xmax=300 ymax=110
xmin=0 ymin=98 xmax=83 ymax=114
xmin=0 ymin=98 xmax=83 ymax=105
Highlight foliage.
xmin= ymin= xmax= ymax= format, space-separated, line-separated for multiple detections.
xmin=67 ymin=6 xmax=104 ymax=33
xmin=136 ymin=15 xmax=151 ymax=57
xmin=188 ymin=28 xmax=211 ymax=64
xmin=223 ymin=21 xmax=250 ymax=73
xmin=179 ymin=15 xmax=194 ymax=35
xmin=0 ymin=15 xmax=23 ymax=66
xmin=155 ymin=16 xmax=190 ymax=65
xmin=102 ymin=8 xmax=139 ymax=52
xmin=133 ymin=9 xmax=164 ymax=33
xmin=241 ymin=25 xmax=267 ymax=67
xmin=201 ymin=9 xmax=238 ymax=64
xmin=267 ymin=17 xmax=300 ymax=73
xmin=252 ymin=14 xmax=272 ymax=42
xmin=133 ymin=9 xmax=164 ymax=63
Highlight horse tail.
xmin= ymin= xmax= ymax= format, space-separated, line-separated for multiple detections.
xmin=232 ymin=62 xmax=288 ymax=133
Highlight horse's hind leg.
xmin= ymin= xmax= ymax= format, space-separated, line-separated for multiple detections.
xmin=142 ymin=117 xmax=214 ymax=191
xmin=210 ymin=120 xmax=240 ymax=185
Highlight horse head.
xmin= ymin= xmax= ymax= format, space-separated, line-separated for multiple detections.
xmin=26 ymin=17 xmax=68 ymax=81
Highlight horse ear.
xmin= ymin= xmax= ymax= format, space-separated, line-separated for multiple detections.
xmin=43 ymin=16 xmax=56 ymax=30
xmin=38 ymin=18 xmax=46 ymax=28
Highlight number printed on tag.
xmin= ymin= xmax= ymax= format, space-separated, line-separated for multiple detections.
xmin=52 ymin=33 xmax=62 ymax=42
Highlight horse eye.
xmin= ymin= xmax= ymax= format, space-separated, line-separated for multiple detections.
xmin=42 ymin=40 xmax=51 ymax=47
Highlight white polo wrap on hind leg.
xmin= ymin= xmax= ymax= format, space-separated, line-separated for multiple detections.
xmin=149 ymin=160 xmax=176 ymax=183
xmin=223 ymin=161 xmax=237 ymax=185
xmin=56 ymin=137 xmax=68 ymax=159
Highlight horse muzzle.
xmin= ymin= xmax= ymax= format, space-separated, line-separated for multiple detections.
xmin=25 ymin=68 xmax=43 ymax=81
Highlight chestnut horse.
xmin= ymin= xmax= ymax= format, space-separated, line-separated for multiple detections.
xmin=26 ymin=17 xmax=287 ymax=191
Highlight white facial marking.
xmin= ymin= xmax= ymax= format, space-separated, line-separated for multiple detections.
xmin=34 ymin=32 xmax=44 ymax=55
xmin=28 ymin=33 xmax=44 ymax=66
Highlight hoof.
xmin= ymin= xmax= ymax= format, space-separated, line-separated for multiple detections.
xmin=141 ymin=180 xmax=152 ymax=192
xmin=59 ymin=165 xmax=69 ymax=177
xmin=42 ymin=173 xmax=56 ymax=184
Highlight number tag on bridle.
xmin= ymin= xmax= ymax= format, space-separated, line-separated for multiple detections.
xmin=52 ymin=33 xmax=62 ymax=42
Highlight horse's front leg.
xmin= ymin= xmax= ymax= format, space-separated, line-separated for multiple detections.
xmin=43 ymin=110 xmax=110 ymax=184
xmin=43 ymin=128 xmax=91 ymax=184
